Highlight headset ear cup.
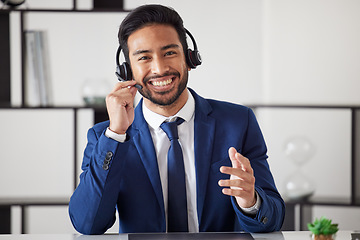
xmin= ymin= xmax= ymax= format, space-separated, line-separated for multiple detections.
xmin=1 ymin=0 xmax=25 ymax=7
xmin=118 ymin=62 xmax=133 ymax=81
xmin=187 ymin=49 xmax=202 ymax=69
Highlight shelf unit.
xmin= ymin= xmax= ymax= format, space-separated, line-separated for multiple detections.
xmin=249 ymin=104 xmax=360 ymax=231
xmin=0 ymin=105 xmax=108 ymax=234
xmin=0 ymin=0 xmax=124 ymax=234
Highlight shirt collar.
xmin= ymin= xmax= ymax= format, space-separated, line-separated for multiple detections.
xmin=143 ymin=89 xmax=195 ymax=130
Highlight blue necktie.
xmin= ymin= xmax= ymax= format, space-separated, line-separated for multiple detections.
xmin=160 ymin=118 xmax=188 ymax=232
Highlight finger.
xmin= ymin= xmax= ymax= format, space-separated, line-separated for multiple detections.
xmin=218 ymin=179 xmax=244 ymax=188
xmin=219 ymin=177 xmax=254 ymax=189
xmin=112 ymin=80 xmax=137 ymax=92
xmin=219 ymin=166 xmax=244 ymax=178
xmin=129 ymin=83 xmax=139 ymax=97
xmin=222 ymin=187 xmax=243 ymax=196
xmin=228 ymin=147 xmax=253 ymax=173
xmin=228 ymin=147 xmax=237 ymax=161
xmin=236 ymin=153 xmax=253 ymax=174
xmin=221 ymin=188 xmax=253 ymax=198
xmin=220 ymin=167 xmax=254 ymax=185
xmin=228 ymin=147 xmax=242 ymax=169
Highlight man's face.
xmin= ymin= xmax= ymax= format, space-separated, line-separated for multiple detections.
xmin=127 ymin=24 xmax=189 ymax=106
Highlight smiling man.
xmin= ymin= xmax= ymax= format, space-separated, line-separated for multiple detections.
xmin=69 ymin=4 xmax=285 ymax=235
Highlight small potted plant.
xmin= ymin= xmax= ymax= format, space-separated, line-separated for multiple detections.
xmin=307 ymin=217 xmax=339 ymax=240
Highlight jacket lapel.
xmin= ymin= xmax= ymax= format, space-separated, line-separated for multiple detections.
xmin=190 ymin=89 xmax=216 ymax=224
xmin=131 ymin=100 xmax=165 ymax=218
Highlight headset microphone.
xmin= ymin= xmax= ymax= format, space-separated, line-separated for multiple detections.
xmin=115 ymin=28 xmax=202 ymax=89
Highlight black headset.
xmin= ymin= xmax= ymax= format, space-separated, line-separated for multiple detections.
xmin=1 ymin=0 xmax=25 ymax=7
xmin=115 ymin=28 xmax=202 ymax=82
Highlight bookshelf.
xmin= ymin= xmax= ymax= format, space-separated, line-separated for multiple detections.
xmin=249 ymin=105 xmax=360 ymax=231
xmin=0 ymin=11 xmax=11 ymax=107
xmin=0 ymin=0 xmax=124 ymax=234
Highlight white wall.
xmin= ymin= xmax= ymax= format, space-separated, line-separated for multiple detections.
xmin=9 ymin=0 xmax=264 ymax=107
xmin=9 ymin=0 xmax=360 ymax=105
xmin=13 ymin=0 xmax=360 ymax=106
xmin=263 ymin=0 xmax=360 ymax=105
xmin=125 ymin=0 xmax=264 ymax=105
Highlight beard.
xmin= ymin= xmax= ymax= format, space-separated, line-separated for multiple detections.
xmin=137 ymin=70 xmax=188 ymax=106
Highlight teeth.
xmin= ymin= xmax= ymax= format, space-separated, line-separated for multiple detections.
xmin=152 ymin=79 xmax=172 ymax=87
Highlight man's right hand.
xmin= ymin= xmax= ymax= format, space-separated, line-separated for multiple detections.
xmin=106 ymin=81 xmax=138 ymax=135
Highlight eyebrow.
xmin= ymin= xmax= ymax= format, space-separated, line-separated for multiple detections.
xmin=132 ymin=44 xmax=181 ymax=56
xmin=161 ymin=44 xmax=180 ymax=51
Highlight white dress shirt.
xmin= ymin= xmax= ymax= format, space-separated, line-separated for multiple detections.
xmin=105 ymin=89 xmax=260 ymax=232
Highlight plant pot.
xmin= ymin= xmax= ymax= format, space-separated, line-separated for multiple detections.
xmin=312 ymin=234 xmax=336 ymax=240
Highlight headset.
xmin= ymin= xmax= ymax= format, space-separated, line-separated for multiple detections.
xmin=115 ymin=28 xmax=202 ymax=88
xmin=1 ymin=0 xmax=25 ymax=7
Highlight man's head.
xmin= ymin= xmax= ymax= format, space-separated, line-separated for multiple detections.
xmin=118 ymin=4 xmax=188 ymax=64
xmin=118 ymin=5 xmax=191 ymax=112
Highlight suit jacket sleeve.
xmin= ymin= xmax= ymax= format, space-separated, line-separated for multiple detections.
xmin=68 ymin=123 xmax=122 ymax=234
xmin=232 ymin=108 xmax=285 ymax=232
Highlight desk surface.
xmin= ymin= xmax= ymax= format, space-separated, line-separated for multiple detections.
xmin=0 ymin=231 xmax=356 ymax=240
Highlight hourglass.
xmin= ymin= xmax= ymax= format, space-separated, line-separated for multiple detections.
xmin=284 ymin=136 xmax=316 ymax=200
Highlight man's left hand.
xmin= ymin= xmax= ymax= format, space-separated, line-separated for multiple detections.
xmin=218 ymin=147 xmax=256 ymax=208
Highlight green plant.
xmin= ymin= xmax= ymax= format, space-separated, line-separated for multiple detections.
xmin=308 ymin=217 xmax=339 ymax=235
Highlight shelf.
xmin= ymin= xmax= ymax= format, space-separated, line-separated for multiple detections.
xmin=0 ymin=105 xmax=106 ymax=110
xmin=248 ymin=104 xmax=360 ymax=110
xmin=284 ymin=197 xmax=357 ymax=207
xmin=0 ymin=8 xmax=130 ymax=13
xmin=0 ymin=197 xmax=69 ymax=206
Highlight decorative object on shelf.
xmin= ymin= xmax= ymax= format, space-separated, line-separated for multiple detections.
xmin=284 ymin=135 xmax=316 ymax=200
xmin=308 ymin=216 xmax=339 ymax=240
xmin=1 ymin=0 xmax=25 ymax=8
xmin=82 ymin=79 xmax=110 ymax=107
xmin=25 ymin=30 xmax=53 ymax=107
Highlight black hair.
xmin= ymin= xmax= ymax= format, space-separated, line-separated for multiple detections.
xmin=118 ymin=4 xmax=188 ymax=63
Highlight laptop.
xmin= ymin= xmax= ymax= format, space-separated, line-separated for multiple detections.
xmin=128 ymin=232 xmax=254 ymax=240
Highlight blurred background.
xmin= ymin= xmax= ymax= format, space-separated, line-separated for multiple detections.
xmin=0 ymin=0 xmax=359 ymax=234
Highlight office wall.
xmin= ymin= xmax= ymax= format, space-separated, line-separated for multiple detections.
xmin=8 ymin=3 xmax=360 ymax=108
xmin=9 ymin=0 xmax=263 ymax=107
xmin=125 ymin=0 xmax=360 ymax=206
xmin=263 ymin=0 xmax=360 ymax=105
xmin=125 ymin=0 xmax=264 ymax=105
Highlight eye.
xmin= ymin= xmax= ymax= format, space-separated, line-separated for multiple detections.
xmin=165 ymin=51 xmax=177 ymax=56
xmin=138 ymin=55 xmax=150 ymax=61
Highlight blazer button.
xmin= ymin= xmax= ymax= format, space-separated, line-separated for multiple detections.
xmin=106 ymin=151 xmax=113 ymax=160
xmin=102 ymin=151 xmax=113 ymax=170
xmin=261 ymin=216 xmax=268 ymax=224
xmin=102 ymin=164 xmax=109 ymax=170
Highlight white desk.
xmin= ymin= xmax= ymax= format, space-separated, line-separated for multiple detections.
xmin=0 ymin=231 xmax=356 ymax=240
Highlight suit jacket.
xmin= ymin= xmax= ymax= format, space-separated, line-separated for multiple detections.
xmin=69 ymin=89 xmax=285 ymax=234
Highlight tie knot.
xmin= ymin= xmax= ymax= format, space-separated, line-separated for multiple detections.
xmin=160 ymin=118 xmax=184 ymax=141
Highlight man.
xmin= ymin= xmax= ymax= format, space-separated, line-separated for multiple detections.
xmin=69 ymin=4 xmax=285 ymax=235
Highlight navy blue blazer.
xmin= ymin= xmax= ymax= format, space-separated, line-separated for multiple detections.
xmin=69 ymin=89 xmax=285 ymax=234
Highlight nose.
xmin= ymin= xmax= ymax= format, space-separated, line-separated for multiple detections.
xmin=151 ymin=56 xmax=169 ymax=75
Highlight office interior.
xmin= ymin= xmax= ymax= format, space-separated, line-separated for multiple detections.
xmin=0 ymin=0 xmax=359 ymax=235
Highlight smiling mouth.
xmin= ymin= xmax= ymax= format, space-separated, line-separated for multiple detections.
xmin=149 ymin=78 xmax=173 ymax=87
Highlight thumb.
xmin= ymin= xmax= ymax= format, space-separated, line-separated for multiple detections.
xmin=228 ymin=147 xmax=241 ymax=169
